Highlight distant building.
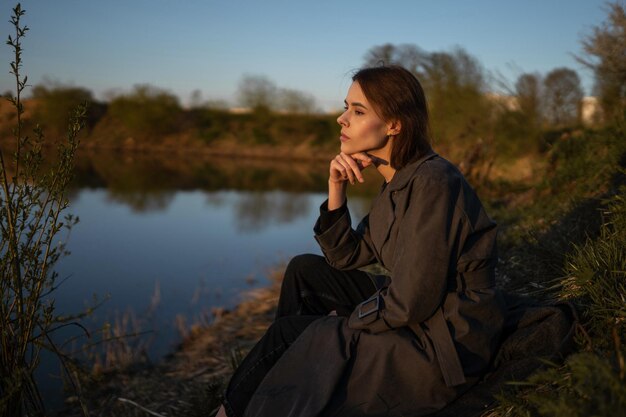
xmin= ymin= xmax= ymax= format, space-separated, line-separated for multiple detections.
xmin=581 ymin=96 xmax=602 ymax=126
xmin=485 ymin=93 xmax=602 ymax=126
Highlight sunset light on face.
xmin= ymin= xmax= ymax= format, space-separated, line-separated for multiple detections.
xmin=337 ymin=82 xmax=391 ymax=157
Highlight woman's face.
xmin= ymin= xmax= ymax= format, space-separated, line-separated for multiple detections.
xmin=337 ymin=81 xmax=392 ymax=156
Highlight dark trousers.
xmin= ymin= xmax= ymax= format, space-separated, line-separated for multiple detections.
xmin=222 ymin=254 xmax=377 ymax=417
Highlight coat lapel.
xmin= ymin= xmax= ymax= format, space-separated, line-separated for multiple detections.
xmin=369 ymin=150 xmax=439 ymax=260
xmin=387 ymin=149 xmax=438 ymax=192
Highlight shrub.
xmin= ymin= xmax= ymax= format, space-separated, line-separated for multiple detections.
xmin=1 ymin=5 xmax=87 ymax=416
xmin=108 ymin=84 xmax=182 ymax=140
xmin=31 ymin=83 xmax=104 ymax=137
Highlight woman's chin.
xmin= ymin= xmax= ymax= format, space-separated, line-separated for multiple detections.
xmin=340 ymin=143 xmax=365 ymax=155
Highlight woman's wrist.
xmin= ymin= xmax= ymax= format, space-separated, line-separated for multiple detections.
xmin=328 ymin=180 xmax=347 ymax=210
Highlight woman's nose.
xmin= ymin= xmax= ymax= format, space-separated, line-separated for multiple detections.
xmin=337 ymin=112 xmax=348 ymax=126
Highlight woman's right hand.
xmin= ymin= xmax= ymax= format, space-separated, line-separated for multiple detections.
xmin=329 ymin=152 xmax=373 ymax=185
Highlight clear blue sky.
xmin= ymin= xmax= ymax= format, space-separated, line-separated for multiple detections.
xmin=0 ymin=0 xmax=612 ymax=111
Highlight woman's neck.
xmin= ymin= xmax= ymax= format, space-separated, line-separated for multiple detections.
xmin=376 ymin=163 xmax=396 ymax=183
xmin=368 ymin=141 xmax=396 ymax=183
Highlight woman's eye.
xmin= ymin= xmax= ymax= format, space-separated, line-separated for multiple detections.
xmin=342 ymin=105 xmax=363 ymax=115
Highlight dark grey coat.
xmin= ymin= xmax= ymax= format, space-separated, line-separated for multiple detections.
xmin=245 ymin=151 xmax=507 ymax=417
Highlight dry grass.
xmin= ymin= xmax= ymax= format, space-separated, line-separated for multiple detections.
xmin=57 ymin=268 xmax=284 ymax=417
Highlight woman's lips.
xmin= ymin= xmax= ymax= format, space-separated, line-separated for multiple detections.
xmin=340 ymin=133 xmax=350 ymax=142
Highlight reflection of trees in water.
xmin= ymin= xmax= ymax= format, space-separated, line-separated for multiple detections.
xmin=62 ymin=150 xmax=382 ymax=213
xmin=205 ymin=193 xmax=228 ymax=208
xmin=106 ymin=190 xmax=175 ymax=212
xmin=73 ymin=152 xmax=179 ymax=212
xmin=234 ymin=192 xmax=310 ymax=232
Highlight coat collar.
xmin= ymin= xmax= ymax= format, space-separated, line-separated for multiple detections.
xmin=386 ymin=149 xmax=438 ymax=192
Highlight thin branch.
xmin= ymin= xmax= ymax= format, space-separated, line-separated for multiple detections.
xmin=30 ymin=321 xmax=90 ymax=344
xmin=42 ymin=327 xmax=90 ymax=417
xmin=118 ymin=398 xmax=168 ymax=417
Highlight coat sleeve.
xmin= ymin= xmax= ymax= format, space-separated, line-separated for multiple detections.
xmin=348 ymin=176 xmax=463 ymax=333
xmin=314 ymin=199 xmax=378 ymax=270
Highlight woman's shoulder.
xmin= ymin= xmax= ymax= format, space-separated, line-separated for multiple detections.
xmin=413 ymin=154 xmax=466 ymax=187
xmin=389 ymin=150 xmax=468 ymax=194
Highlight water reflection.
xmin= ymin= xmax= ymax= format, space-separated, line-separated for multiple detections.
xmin=71 ymin=149 xmax=382 ymax=214
xmin=31 ymin=149 xmax=381 ymax=408
xmin=107 ymin=189 xmax=176 ymax=212
xmin=235 ymin=191 xmax=312 ymax=232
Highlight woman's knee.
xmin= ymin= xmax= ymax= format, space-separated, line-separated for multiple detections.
xmin=283 ymin=253 xmax=326 ymax=286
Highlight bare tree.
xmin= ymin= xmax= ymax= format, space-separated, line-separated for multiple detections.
xmin=515 ymin=73 xmax=543 ymax=127
xmin=363 ymin=43 xmax=427 ymax=77
xmin=189 ymin=89 xmax=203 ymax=109
xmin=543 ymin=68 xmax=584 ymax=127
xmin=576 ymin=1 xmax=626 ymax=123
xmin=237 ymin=75 xmax=277 ymax=111
xmin=363 ymin=43 xmax=397 ymax=67
xmin=277 ymin=88 xmax=318 ymax=114
xmin=421 ymin=48 xmax=486 ymax=93
xmin=362 ymin=44 xmax=491 ymax=144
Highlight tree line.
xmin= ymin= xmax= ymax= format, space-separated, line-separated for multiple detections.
xmin=1 ymin=3 xmax=623 ymax=159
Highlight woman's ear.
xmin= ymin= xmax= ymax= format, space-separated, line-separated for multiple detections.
xmin=387 ymin=120 xmax=401 ymax=136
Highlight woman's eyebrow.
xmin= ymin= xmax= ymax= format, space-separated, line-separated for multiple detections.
xmin=344 ymin=99 xmax=368 ymax=109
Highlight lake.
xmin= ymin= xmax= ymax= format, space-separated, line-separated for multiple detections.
xmin=39 ymin=150 xmax=381 ymax=407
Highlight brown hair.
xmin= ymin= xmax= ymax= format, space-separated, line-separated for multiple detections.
xmin=352 ymin=65 xmax=432 ymax=169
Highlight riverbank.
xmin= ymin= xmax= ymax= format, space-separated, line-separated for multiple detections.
xmin=0 ymin=95 xmax=551 ymax=184
xmin=56 ymin=126 xmax=625 ymax=417
xmin=59 ymin=268 xmax=284 ymax=417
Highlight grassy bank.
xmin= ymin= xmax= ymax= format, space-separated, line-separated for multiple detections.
xmin=486 ymin=127 xmax=626 ymax=416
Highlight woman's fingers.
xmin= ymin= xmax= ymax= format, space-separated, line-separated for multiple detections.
xmin=330 ymin=155 xmax=356 ymax=184
xmin=350 ymin=152 xmax=373 ymax=170
xmin=338 ymin=153 xmax=361 ymax=183
xmin=337 ymin=154 xmax=357 ymax=184
xmin=329 ymin=153 xmax=373 ymax=185
xmin=330 ymin=156 xmax=350 ymax=183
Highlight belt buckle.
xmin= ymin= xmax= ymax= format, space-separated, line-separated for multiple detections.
xmin=358 ymin=294 xmax=380 ymax=319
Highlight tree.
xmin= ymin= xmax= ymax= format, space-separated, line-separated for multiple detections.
xmin=543 ymin=68 xmax=584 ymax=127
xmin=276 ymin=88 xmax=317 ymax=114
xmin=237 ymin=75 xmax=277 ymax=112
xmin=363 ymin=43 xmax=396 ymax=67
xmin=108 ymin=84 xmax=182 ymax=139
xmin=31 ymin=83 xmax=102 ymax=136
xmin=576 ymin=1 xmax=626 ymax=123
xmin=421 ymin=48 xmax=486 ymax=94
xmin=236 ymin=75 xmax=318 ymax=115
xmin=515 ymin=72 xmax=543 ymax=128
xmin=189 ymin=89 xmax=203 ymax=109
xmin=362 ymin=44 xmax=491 ymax=145
xmin=363 ymin=43 xmax=427 ymax=76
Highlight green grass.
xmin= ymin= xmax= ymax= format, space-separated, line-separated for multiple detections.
xmin=487 ymin=126 xmax=626 ymax=417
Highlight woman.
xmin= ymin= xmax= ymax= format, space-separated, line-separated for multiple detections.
xmin=215 ymin=65 xmax=507 ymax=417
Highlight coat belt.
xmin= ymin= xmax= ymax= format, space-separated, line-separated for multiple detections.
xmin=409 ymin=267 xmax=495 ymax=388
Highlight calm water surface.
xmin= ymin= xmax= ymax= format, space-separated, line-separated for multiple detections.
xmin=40 ymin=152 xmax=378 ymax=407
xmin=55 ymin=189 xmax=329 ymax=355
